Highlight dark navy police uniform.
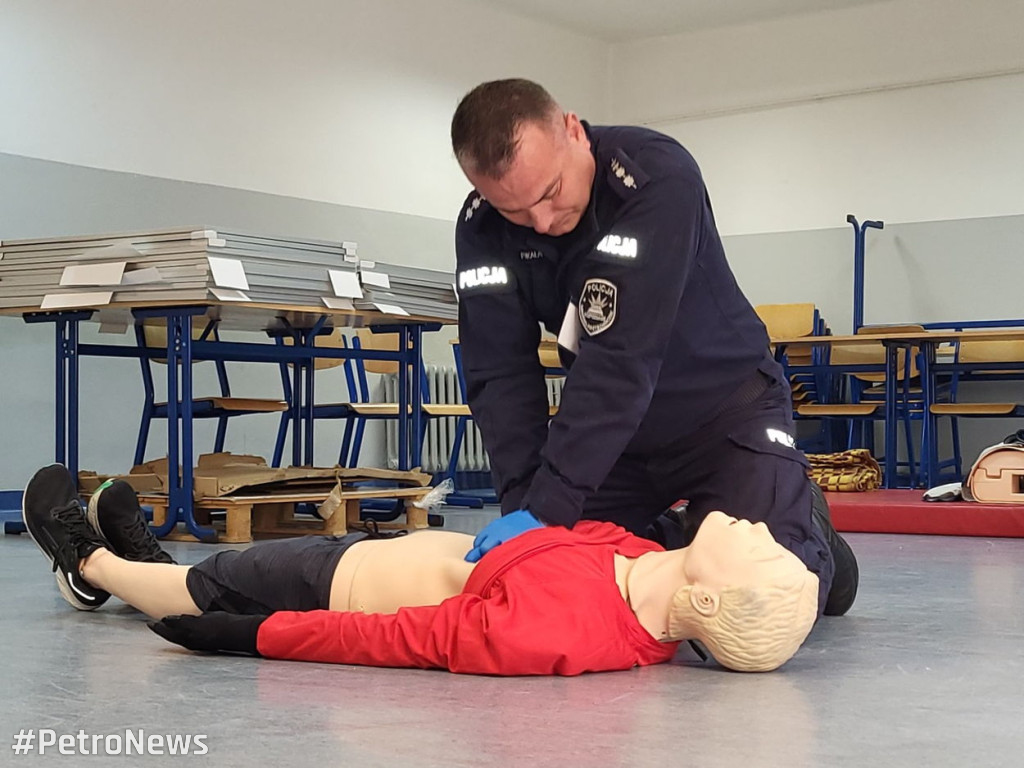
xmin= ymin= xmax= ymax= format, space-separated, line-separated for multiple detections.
xmin=455 ymin=123 xmax=835 ymax=612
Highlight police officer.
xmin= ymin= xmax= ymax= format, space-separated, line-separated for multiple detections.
xmin=451 ymin=78 xmax=857 ymax=617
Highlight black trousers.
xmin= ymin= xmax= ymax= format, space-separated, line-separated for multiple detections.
xmin=581 ymin=375 xmax=835 ymax=616
xmin=185 ymin=533 xmax=369 ymax=614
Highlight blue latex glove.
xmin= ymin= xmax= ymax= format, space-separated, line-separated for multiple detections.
xmin=465 ymin=510 xmax=544 ymax=562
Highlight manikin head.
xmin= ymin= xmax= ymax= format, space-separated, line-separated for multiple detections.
xmin=450 ymin=78 xmax=596 ymax=236
xmin=669 ymin=512 xmax=820 ymax=672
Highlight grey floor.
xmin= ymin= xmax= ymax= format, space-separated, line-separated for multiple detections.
xmin=3 ymin=509 xmax=1023 ymax=767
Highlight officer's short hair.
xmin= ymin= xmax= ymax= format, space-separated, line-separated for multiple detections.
xmin=668 ymin=561 xmax=819 ymax=672
xmin=451 ymin=78 xmax=561 ymax=179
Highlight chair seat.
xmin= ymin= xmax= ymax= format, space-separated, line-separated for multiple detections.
xmin=346 ymin=402 xmax=558 ymax=417
xmin=797 ymin=403 xmax=882 ymax=417
xmin=930 ymin=402 xmax=1023 ymax=416
xmin=861 ymin=385 xmax=923 ymax=397
xmin=155 ymin=397 xmax=289 ymax=413
xmin=423 ymin=404 xmax=473 ymax=417
xmin=347 ymin=403 xmax=409 ymax=416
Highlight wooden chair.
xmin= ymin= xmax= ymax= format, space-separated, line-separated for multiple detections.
xmin=134 ymin=319 xmax=288 ymax=466
xmin=755 ymin=303 xmax=840 ymax=451
xmin=756 ymin=302 xmax=820 ymax=367
xmin=343 ymin=328 xmax=469 ymax=468
xmin=440 ymin=337 xmax=563 ymax=506
xmin=271 ymin=327 xmax=355 ymax=468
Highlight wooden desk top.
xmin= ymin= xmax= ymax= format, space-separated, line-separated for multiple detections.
xmin=0 ymin=299 xmax=454 ymax=333
xmin=772 ymin=328 xmax=1024 ymax=346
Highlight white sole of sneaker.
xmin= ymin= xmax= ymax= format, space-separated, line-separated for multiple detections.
xmin=22 ymin=469 xmax=103 ymax=612
xmin=85 ymin=486 xmax=105 ymax=541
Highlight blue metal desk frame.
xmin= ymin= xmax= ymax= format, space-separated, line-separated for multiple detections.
xmin=775 ymin=333 xmax=931 ymax=489
xmin=22 ymin=304 xmax=441 ymax=541
xmin=779 ymin=329 xmax=1024 ymax=489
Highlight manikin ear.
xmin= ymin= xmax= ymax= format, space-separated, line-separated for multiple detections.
xmin=689 ymin=587 xmax=721 ymax=617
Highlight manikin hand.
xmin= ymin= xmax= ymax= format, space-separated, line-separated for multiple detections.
xmin=465 ymin=510 xmax=544 ymax=562
xmin=148 ymin=613 xmax=267 ymax=656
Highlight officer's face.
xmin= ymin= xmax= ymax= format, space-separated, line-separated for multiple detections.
xmin=466 ymin=112 xmax=595 ymax=237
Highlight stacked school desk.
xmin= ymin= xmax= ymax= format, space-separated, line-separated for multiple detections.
xmin=0 ymin=228 xmax=365 ymax=308
xmin=0 ymin=227 xmax=458 ymax=541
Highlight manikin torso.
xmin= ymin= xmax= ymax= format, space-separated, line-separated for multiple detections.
xmin=328 ymin=530 xmax=665 ymax=637
xmin=329 ymin=531 xmax=478 ymax=615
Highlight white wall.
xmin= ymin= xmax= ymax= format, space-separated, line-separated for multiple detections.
xmin=0 ymin=0 xmax=607 ymax=226
xmin=0 ymin=0 xmax=607 ymax=487
xmin=2 ymin=0 xmax=1021 ymax=487
xmin=608 ymin=0 xmax=1024 ymax=235
xmin=605 ymin=0 xmax=1024 ymax=467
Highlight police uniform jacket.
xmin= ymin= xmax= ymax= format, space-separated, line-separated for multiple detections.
xmin=455 ymin=123 xmax=782 ymax=527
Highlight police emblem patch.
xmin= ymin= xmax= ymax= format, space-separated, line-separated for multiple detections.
xmin=578 ymin=278 xmax=617 ymax=336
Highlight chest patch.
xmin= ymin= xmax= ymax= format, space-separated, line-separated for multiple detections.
xmin=578 ymin=278 xmax=617 ymax=336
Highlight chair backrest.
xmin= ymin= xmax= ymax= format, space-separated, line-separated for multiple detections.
xmin=957 ymin=339 xmax=1024 ymax=364
xmin=755 ymin=303 xmax=824 ymax=368
xmin=280 ymin=327 xmax=349 ymax=371
xmin=355 ymin=328 xmax=403 ymax=375
xmin=755 ymin=303 xmax=818 ymax=339
xmin=350 ymin=328 xmax=432 ymax=404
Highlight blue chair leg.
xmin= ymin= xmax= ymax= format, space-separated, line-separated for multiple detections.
xmin=214 ymin=416 xmax=229 ymax=453
xmin=272 ymin=411 xmax=290 ymax=468
xmin=339 ymin=418 xmax=355 ymax=467
xmin=447 ymin=416 xmax=467 ymax=480
xmin=134 ymin=404 xmax=154 ymax=466
xmin=440 ymin=416 xmax=485 ymax=509
xmin=902 ymin=411 xmax=917 ymax=487
xmin=950 ymin=416 xmax=963 ymax=482
xmin=349 ymin=418 xmax=367 ymax=467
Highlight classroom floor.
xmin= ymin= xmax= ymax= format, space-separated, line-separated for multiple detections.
xmin=3 ymin=510 xmax=1023 ymax=768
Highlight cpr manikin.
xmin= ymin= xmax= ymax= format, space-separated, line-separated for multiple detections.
xmin=323 ymin=511 xmax=818 ymax=671
xmin=29 ymin=464 xmax=818 ymax=675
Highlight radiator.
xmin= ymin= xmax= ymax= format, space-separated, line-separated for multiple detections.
xmin=384 ymin=366 xmax=564 ymax=474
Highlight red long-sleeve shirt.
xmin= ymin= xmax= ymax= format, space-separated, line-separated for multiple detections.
xmin=257 ymin=521 xmax=679 ymax=675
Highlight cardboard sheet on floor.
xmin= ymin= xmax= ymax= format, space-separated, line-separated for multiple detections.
xmin=130 ymin=452 xmax=431 ymax=499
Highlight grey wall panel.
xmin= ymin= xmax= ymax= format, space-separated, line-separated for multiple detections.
xmin=1 ymin=153 xmax=1021 ymax=489
xmin=724 ymin=215 xmax=1024 ymax=334
xmin=723 ymin=216 xmax=1024 ymax=469
xmin=0 ymin=153 xmax=459 ymax=488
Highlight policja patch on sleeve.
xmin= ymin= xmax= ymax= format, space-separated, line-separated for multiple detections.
xmin=578 ymin=278 xmax=617 ymax=336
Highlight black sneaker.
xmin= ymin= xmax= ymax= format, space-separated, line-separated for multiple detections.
xmin=810 ymin=481 xmax=859 ymax=616
xmin=23 ymin=464 xmax=110 ymax=611
xmin=87 ymin=479 xmax=175 ymax=564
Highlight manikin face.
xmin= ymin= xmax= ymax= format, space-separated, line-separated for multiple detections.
xmin=463 ymin=112 xmax=596 ymax=237
xmin=684 ymin=511 xmax=805 ymax=594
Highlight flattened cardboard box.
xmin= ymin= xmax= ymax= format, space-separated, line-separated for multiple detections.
xmin=135 ymin=453 xmax=430 ymax=499
xmin=78 ymin=470 xmax=164 ymax=494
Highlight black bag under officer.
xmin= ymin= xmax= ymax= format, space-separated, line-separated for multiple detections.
xmin=451 ymin=78 xmax=857 ymax=618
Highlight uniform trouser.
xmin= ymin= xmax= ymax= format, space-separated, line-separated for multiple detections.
xmin=580 ymin=374 xmax=835 ymax=617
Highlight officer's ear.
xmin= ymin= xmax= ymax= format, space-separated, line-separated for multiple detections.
xmin=564 ymin=112 xmax=586 ymax=143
